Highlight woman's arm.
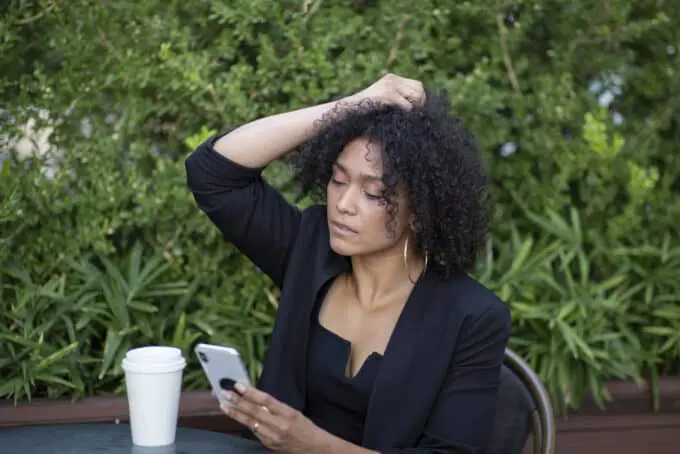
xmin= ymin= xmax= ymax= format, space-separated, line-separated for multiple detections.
xmin=211 ymin=99 xmax=349 ymax=169
xmin=184 ymin=98 xmax=350 ymax=288
xmin=185 ymin=74 xmax=424 ymax=288
xmin=212 ymin=73 xmax=423 ymax=169
xmin=185 ymin=138 xmax=301 ymax=289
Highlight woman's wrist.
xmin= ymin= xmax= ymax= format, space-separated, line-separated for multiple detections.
xmin=308 ymin=424 xmax=335 ymax=453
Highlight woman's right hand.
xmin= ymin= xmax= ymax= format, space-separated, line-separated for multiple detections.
xmin=347 ymin=73 xmax=426 ymax=111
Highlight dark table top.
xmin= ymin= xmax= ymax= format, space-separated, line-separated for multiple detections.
xmin=0 ymin=423 xmax=272 ymax=454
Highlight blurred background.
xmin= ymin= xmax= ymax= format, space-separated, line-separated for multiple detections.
xmin=1 ymin=1 xmax=678 ymax=452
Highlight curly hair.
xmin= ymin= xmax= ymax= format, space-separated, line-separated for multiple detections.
xmin=294 ymin=89 xmax=490 ymax=278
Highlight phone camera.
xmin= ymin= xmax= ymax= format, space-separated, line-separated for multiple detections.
xmin=198 ymin=352 xmax=209 ymax=363
xmin=220 ymin=378 xmax=236 ymax=391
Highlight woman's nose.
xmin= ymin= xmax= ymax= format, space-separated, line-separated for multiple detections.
xmin=336 ymin=186 xmax=358 ymax=214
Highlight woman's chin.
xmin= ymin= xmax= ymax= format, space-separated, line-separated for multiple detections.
xmin=329 ymin=236 xmax=356 ymax=257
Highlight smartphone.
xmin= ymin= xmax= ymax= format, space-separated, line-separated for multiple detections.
xmin=194 ymin=342 xmax=252 ymax=405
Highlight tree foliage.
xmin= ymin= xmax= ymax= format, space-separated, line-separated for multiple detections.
xmin=1 ymin=0 xmax=678 ymax=412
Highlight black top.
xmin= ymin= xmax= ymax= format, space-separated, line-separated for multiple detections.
xmin=185 ymin=133 xmax=512 ymax=454
xmin=304 ymin=281 xmax=382 ymax=445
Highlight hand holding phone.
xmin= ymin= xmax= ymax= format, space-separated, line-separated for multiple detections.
xmin=194 ymin=343 xmax=251 ymax=405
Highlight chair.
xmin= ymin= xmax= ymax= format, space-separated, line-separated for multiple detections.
xmin=486 ymin=348 xmax=556 ymax=454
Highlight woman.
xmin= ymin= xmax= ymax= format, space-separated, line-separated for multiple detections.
xmin=185 ymin=74 xmax=511 ymax=454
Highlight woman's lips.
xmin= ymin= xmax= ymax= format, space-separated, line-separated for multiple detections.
xmin=330 ymin=221 xmax=358 ymax=237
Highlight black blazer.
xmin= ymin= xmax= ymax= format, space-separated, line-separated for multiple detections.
xmin=185 ymin=134 xmax=512 ymax=454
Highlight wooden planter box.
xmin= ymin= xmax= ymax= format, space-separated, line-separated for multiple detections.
xmin=542 ymin=378 xmax=680 ymax=454
xmin=2 ymin=379 xmax=679 ymax=454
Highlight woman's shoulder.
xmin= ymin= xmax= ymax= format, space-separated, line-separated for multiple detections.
xmin=431 ymin=271 xmax=510 ymax=322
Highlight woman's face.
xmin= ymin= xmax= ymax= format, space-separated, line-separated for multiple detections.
xmin=326 ymin=137 xmax=412 ymax=257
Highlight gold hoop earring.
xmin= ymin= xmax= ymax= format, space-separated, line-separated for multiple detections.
xmin=403 ymin=237 xmax=428 ymax=284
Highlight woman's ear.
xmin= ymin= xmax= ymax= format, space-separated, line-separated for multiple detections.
xmin=409 ymin=217 xmax=421 ymax=233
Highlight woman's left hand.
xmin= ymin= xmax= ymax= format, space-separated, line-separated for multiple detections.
xmin=221 ymin=382 xmax=328 ymax=454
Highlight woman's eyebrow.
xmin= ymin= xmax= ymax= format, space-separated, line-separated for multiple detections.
xmin=333 ymin=162 xmax=383 ymax=182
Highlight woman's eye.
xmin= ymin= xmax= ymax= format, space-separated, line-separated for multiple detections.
xmin=331 ymin=178 xmax=346 ymax=185
xmin=365 ymin=192 xmax=382 ymax=200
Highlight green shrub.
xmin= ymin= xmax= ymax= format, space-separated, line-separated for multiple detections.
xmin=1 ymin=0 xmax=678 ymax=413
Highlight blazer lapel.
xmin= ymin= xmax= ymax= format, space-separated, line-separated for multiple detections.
xmin=362 ymin=272 xmax=438 ymax=448
xmin=262 ymin=223 xmax=349 ymax=411
xmin=289 ymin=229 xmax=350 ymax=409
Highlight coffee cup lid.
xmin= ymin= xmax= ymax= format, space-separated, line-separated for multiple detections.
xmin=122 ymin=346 xmax=186 ymax=373
xmin=125 ymin=346 xmax=183 ymax=363
xmin=121 ymin=356 xmax=186 ymax=374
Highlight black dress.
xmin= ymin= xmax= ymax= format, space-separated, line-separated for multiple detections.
xmin=304 ymin=281 xmax=382 ymax=445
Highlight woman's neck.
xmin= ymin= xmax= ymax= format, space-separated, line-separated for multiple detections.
xmin=346 ymin=239 xmax=425 ymax=310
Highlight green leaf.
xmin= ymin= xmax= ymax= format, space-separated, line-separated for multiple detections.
xmin=34 ymin=375 xmax=77 ymax=389
xmin=99 ymin=330 xmax=125 ymax=379
xmin=35 ymin=343 xmax=80 ymax=372
xmin=0 ymin=379 xmax=19 ymax=400
xmin=1 ymin=160 xmax=10 ymax=177
xmin=557 ymin=301 xmax=578 ymax=321
xmin=127 ymin=300 xmax=159 ymax=313
xmin=644 ymin=326 xmax=676 ymax=336
xmin=652 ymin=307 xmax=680 ymax=320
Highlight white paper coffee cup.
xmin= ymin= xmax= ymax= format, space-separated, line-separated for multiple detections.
xmin=122 ymin=346 xmax=186 ymax=447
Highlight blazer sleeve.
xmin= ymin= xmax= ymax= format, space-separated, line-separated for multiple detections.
xmin=382 ymin=302 xmax=512 ymax=454
xmin=185 ymin=133 xmax=301 ymax=289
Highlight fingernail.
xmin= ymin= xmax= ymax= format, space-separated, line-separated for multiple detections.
xmin=223 ymin=391 xmax=233 ymax=402
xmin=220 ymin=403 xmax=230 ymax=415
xmin=235 ymin=382 xmax=247 ymax=393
